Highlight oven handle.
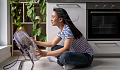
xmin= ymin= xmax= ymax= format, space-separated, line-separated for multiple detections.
xmin=94 ymin=43 xmax=120 ymax=47
xmin=90 ymin=11 xmax=120 ymax=13
xmin=56 ymin=4 xmax=80 ymax=8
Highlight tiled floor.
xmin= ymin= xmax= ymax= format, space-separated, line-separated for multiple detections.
xmin=0 ymin=56 xmax=120 ymax=70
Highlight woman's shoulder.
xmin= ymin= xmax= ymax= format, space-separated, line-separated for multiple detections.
xmin=63 ymin=25 xmax=73 ymax=36
xmin=64 ymin=24 xmax=71 ymax=31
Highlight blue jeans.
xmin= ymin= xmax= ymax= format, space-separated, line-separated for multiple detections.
xmin=51 ymin=45 xmax=93 ymax=68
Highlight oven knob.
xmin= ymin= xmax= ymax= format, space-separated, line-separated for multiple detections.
xmin=111 ymin=5 xmax=115 ymax=8
xmin=95 ymin=5 xmax=99 ymax=8
xmin=103 ymin=5 xmax=107 ymax=8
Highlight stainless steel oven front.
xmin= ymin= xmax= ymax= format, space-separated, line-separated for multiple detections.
xmin=87 ymin=2 xmax=120 ymax=41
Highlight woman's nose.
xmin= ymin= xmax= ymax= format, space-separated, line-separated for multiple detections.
xmin=51 ymin=19 xmax=53 ymax=21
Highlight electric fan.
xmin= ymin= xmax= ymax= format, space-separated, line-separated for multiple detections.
xmin=3 ymin=29 xmax=39 ymax=70
xmin=13 ymin=29 xmax=38 ymax=61
xmin=13 ymin=29 xmax=39 ymax=70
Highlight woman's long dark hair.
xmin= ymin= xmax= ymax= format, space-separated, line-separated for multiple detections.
xmin=53 ymin=8 xmax=83 ymax=39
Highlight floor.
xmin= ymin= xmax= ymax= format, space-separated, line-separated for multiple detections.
xmin=0 ymin=56 xmax=120 ymax=70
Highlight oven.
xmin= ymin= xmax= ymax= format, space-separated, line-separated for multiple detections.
xmin=87 ymin=3 xmax=120 ymax=56
xmin=87 ymin=3 xmax=120 ymax=41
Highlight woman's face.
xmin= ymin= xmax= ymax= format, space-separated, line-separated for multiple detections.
xmin=51 ymin=11 xmax=59 ymax=26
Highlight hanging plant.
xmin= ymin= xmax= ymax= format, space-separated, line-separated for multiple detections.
xmin=26 ymin=0 xmax=46 ymax=42
xmin=39 ymin=0 xmax=46 ymax=22
xmin=10 ymin=0 xmax=22 ymax=29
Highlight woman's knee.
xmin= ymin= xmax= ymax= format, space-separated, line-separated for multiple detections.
xmin=51 ymin=45 xmax=58 ymax=51
xmin=59 ymin=51 xmax=71 ymax=60
xmin=51 ymin=45 xmax=63 ymax=51
xmin=57 ymin=51 xmax=71 ymax=65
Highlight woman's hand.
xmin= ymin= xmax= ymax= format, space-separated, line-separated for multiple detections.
xmin=36 ymin=48 xmax=48 ymax=59
xmin=30 ymin=37 xmax=36 ymax=44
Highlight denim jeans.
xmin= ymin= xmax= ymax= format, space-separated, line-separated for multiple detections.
xmin=51 ymin=45 xmax=93 ymax=68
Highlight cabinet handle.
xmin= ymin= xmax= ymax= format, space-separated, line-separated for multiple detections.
xmin=56 ymin=4 xmax=80 ymax=8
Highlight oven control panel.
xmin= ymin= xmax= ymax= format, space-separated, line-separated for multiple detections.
xmin=87 ymin=2 xmax=120 ymax=9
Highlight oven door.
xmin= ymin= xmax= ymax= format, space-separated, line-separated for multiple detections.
xmin=87 ymin=10 xmax=120 ymax=40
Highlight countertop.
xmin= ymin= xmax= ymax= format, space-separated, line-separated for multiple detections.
xmin=47 ymin=0 xmax=120 ymax=3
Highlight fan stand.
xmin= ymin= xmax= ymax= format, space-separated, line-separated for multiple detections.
xmin=18 ymin=54 xmax=26 ymax=70
xmin=18 ymin=53 xmax=34 ymax=70
xmin=16 ymin=45 xmax=30 ymax=70
xmin=18 ymin=59 xmax=31 ymax=70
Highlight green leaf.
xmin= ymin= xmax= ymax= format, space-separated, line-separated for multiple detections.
xmin=40 ymin=33 xmax=46 ymax=42
xmin=43 ymin=14 xmax=46 ymax=22
xmin=41 ymin=5 xmax=46 ymax=15
xmin=26 ymin=1 xmax=33 ymax=9
xmin=17 ymin=16 xmax=20 ymax=21
xmin=26 ymin=2 xmax=36 ymax=21
xmin=16 ymin=0 xmax=20 ymax=3
xmin=33 ymin=19 xmax=39 ymax=30
xmin=33 ymin=24 xmax=36 ymax=30
xmin=27 ymin=3 xmax=33 ymax=9
xmin=26 ymin=0 xmax=31 ymax=2
xmin=39 ymin=0 xmax=44 ymax=7
xmin=11 ymin=12 xmax=15 ymax=17
xmin=33 ymin=27 xmax=42 ymax=37
xmin=31 ymin=10 xmax=36 ymax=21
xmin=29 ymin=0 xmax=33 ymax=6
xmin=34 ymin=19 xmax=39 ymax=23
xmin=33 ymin=29 xmax=38 ymax=37
xmin=26 ymin=3 xmax=29 ymax=6
xmin=35 ymin=0 xmax=38 ymax=2
xmin=42 ymin=6 xmax=46 ymax=14
xmin=10 ymin=0 xmax=14 ymax=4
xmin=12 ymin=6 xmax=16 ymax=11
xmin=40 ymin=5 xmax=46 ymax=14
xmin=13 ymin=19 xmax=17 ymax=24
xmin=31 ymin=7 xmax=34 ymax=10
xmin=18 ymin=9 xmax=21 ymax=14
xmin=37 ymin=27 xmax=42 ymax=36
xmin=40 ymin=36 xmax=44 ymax=41
xmin=27 ymin=9 xmax=32 ymax=17
xmin=16 ymin=21 xmax=22 ymax=27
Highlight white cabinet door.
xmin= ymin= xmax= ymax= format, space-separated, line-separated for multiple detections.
xmin=46 ymin=3 xmax=86 ymax=51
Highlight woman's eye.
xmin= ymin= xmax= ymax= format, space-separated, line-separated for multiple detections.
xmin=51 ymin=17 xmax=54 ymax=19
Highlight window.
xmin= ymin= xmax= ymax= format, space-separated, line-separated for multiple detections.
xmin=0 ymin=0 xmax=10 ymax=46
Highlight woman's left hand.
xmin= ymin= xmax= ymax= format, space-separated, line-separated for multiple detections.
xmin=36 ymin=48 xmax=48 ymax=59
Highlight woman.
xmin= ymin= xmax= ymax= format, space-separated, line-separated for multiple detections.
xmin=32 ymin=8 xmax=94 ymax=70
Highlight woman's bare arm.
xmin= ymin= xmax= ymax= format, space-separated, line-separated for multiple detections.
xmin=46 ymin=38 xmax=73 ymax=56
xmin=35 ymin=36 xmax=62 ymax=47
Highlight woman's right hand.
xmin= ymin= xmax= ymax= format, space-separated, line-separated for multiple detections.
xmin=36 ymin=48 xmax=48 ymax=58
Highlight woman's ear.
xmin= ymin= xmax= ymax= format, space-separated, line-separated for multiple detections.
xmin=59 ymin=18 xmax=63 ymax=23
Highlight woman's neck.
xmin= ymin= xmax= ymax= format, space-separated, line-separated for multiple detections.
xmin=57 ymin=23 xmax=65 ymax=32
